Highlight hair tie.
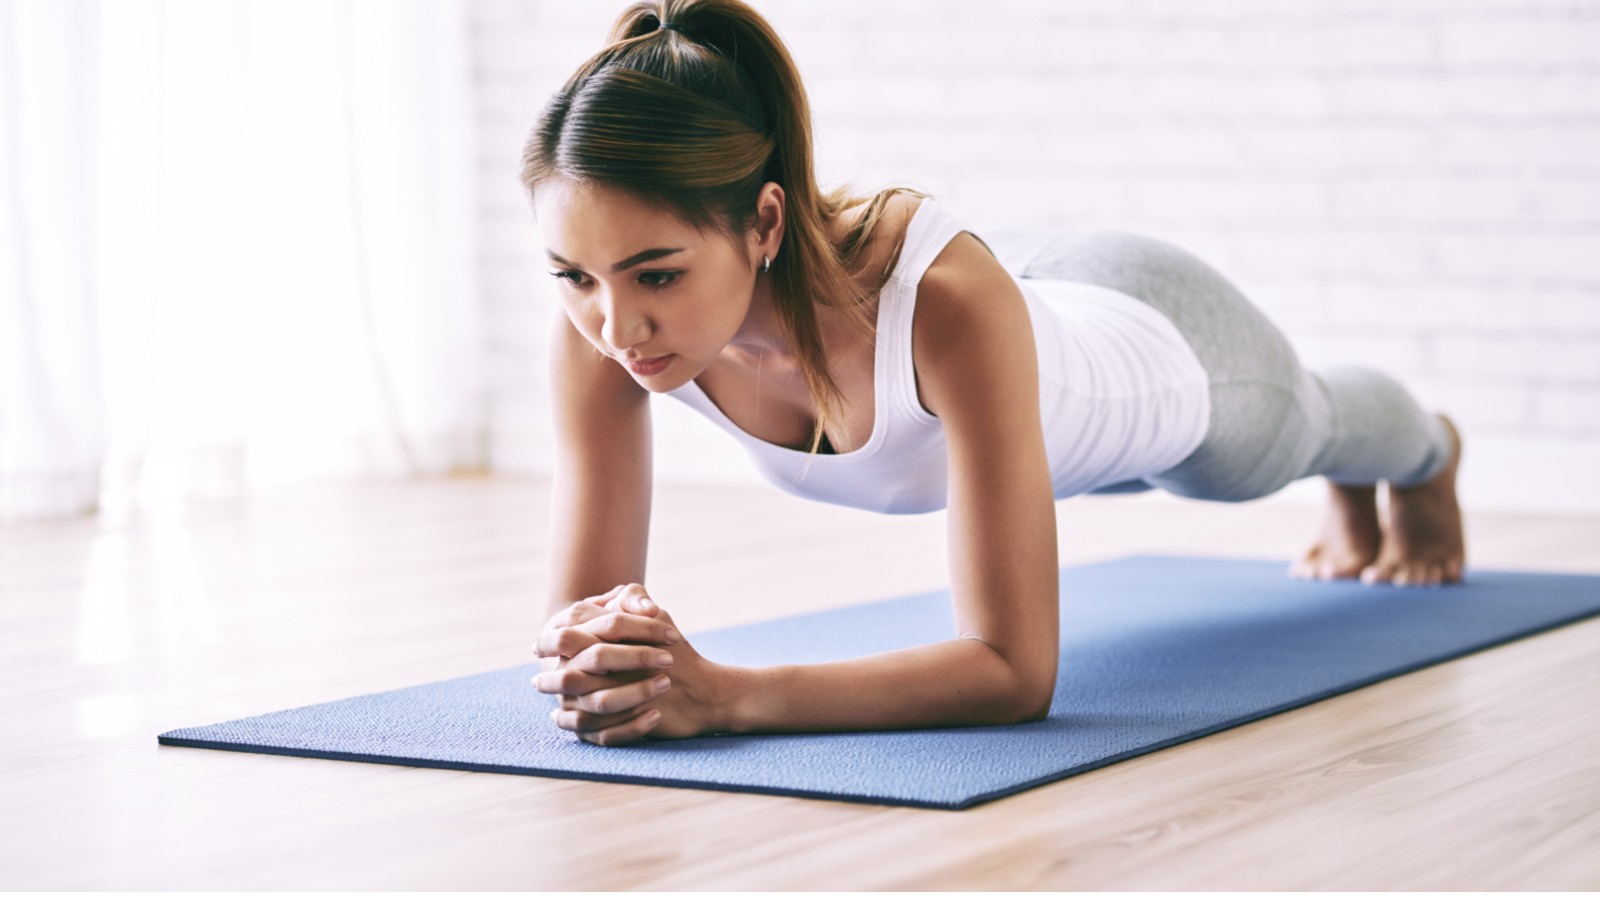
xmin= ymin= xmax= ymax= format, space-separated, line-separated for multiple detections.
xmin=657 ymin=21 xmax=686 ymax=33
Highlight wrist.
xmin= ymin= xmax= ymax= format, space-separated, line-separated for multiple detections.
xmin=710 ymin=663 xmax=777 ymax=735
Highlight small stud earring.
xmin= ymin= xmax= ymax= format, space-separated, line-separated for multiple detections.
xmin=761 ymin=255 xmax=771 ymax=273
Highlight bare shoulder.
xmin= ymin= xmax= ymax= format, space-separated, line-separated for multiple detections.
xmin=914 ymin=227 xmax=1032 ymax=357
xmin=911 ymin=226 xmax=1037 ymax=418
xmin=917 ymin=226 xmax=1018 ymax=326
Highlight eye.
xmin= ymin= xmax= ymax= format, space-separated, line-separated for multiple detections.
xmin=546 ymin=270 xmax=679 ymax=290
xmin=639 ymin=270 xmax=680 ymax=289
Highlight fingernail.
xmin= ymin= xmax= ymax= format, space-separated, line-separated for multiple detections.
xmin=665 ymin=627 xmax=681 ymax=643
xmin=639 ymin=597 xmax=656 ymax=611
xmin=655 ymin=652 xmax=673 ymax=667
xmin=652 ymin=674 xmax=671 ymax=691
xmin=646 ymin=710 xmax=662 ymax=726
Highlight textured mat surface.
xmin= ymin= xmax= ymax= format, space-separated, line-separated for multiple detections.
xmin=158 ymin=555 xmax=1600 ymax=809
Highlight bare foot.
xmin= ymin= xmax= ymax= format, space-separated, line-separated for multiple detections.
xmin=1360 ymin=413 xmax=1467 ymax=587
xmin=1290 ymin=481 xmax=1382 ymax=581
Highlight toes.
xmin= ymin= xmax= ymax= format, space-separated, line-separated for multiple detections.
xmin=1292 ymin=550 xmax=1368 ymax=581
xmin=1360 ymin=557 xmax=1465 ymax=587
xmin=1361 ymin=559 xmax=1408 ymax=586
xmin=1418 ymin=561 xmax=1450 ymax=587
xmin=1311 ymin=550 xmax=1466 ymax=586
xmin=1387 ymin=561 xmax=1444 ymax=587
xmin=1360 ymin=562 xmax=1387 ymax=586
xmin=1393 ymin=562 xmax=1432 ymax=587
xmin=1290 ymin=550 xmax=1324 ymax=580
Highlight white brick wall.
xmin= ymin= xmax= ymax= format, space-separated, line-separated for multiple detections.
xmin=473 ymin=0 xmax=1600 ymax=514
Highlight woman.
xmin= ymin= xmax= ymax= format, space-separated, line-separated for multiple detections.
xmin=524 ymin=0 xmax=1466 ymax=746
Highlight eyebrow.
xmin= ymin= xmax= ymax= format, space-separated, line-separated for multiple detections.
xmin=545 ymin=246 xmax=686 ymax=273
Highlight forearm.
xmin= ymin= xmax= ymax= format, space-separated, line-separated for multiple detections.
xmin=718 ymin=637 xmax=1053 ymax=735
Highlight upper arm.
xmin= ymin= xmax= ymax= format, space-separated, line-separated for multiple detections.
xmin=546 ymin=306 xmax=654 ymax=616
xmin=913 ymin=233 xmax=1060 ymax=715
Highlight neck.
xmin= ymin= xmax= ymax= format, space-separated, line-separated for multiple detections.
xmin=727 ymin=273 xmax=795 ymax=361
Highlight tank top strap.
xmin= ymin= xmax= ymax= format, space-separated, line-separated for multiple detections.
xmin=875 ymin=197 xmax=969 ymax=426
xmin=889 ymin=197 xmax=969 ymax=288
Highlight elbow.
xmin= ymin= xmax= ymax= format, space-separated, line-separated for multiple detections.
xmin=1005 ymin=680 xmax=1055 ymax=724
xmin=1017 ymin=695 xmax=1054 ymax=723
xmin=991 ymin=661 xmax=1057 ymax=725
xmin=986 ymin=692 xmax=1052 ymax=726
xmin=960 ymin=635 xmax=1057 ymax=725
xmin=1003 ymin=649 xmax=1058 ymax=724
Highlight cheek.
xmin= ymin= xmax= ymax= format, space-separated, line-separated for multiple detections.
xmin=560 ymin=301 xmax=608 ymax=351
xmin=560 ymin=298 xmax=597 ymax=334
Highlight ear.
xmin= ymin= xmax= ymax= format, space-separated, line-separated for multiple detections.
xmin=752 ymin=180 xmax=786 ymax=263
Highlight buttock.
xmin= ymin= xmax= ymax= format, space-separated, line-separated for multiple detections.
xmin=1017 ymin=230 xmax=1301 ymax=391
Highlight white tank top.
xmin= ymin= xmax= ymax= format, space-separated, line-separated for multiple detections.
xmin=664 ymin=198 xmax=1212 ymax=514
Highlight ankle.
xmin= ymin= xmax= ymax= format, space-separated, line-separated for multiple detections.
xmin=1326 ymin=481 xmax=1378 ymax=508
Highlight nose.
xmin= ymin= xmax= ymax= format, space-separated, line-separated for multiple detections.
xmin=597 ymin=294 xmax=651 ymax=354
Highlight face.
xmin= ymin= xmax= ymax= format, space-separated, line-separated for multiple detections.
xmin=534 ymin=177 xmax=772 ymax=393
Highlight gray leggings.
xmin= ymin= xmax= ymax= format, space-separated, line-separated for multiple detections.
xmin=1017 ymin=232 xmax=1452 ymax=503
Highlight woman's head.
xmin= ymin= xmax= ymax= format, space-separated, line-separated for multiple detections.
xmin=533 ymin=174 xmax=783 ymax=392
xmin=522 ymin=0 xmax=924 ymax=453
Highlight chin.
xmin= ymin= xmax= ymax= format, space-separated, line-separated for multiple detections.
xmin=635 ymin=376 xmax=688 ymax=394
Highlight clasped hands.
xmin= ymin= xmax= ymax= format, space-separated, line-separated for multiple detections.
xmin=533 ymin=583 xmax=729 ymax=746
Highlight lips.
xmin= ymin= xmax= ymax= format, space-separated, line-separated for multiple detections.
xmin=623 ymin=354 xmax=674 ymax=377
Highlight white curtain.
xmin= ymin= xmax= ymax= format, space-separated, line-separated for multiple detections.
xmin=0 ymin=0 xmax=482 ymax=522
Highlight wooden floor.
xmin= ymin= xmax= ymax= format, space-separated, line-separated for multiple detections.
xmin=2 ymin=476 xmax=1597 ymax=890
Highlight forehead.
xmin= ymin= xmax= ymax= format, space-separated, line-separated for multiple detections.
xmin=534 ymin=179 xmax=708 ymax=260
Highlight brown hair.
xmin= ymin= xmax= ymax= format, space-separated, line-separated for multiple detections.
xmin=520 ymin=0 xmax=929 ymax=454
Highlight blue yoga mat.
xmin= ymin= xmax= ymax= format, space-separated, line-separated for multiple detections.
xmin=158 ymin=555 xmax=1600 ymax=810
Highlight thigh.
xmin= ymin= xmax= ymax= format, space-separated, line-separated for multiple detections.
xmin=1146 ymin=376 xmax=1332 ymax=502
